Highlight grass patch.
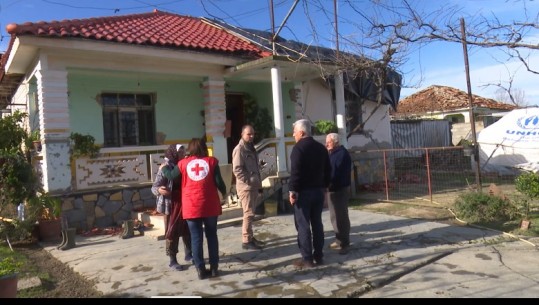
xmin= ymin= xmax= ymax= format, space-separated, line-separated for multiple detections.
xmin=349 ymin=196 xmax=539 ymax=237
xmin=0 ymin=241 xmax=52 ymax=297
xmin=473 ymin=213 xmax=539 ymax=237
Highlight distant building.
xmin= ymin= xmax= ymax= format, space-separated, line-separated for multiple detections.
xmin=391 ymin=85 xmax=516 ymax=145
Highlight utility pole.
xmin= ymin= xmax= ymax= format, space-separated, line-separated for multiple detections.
xmin=334 ymin=0 xmax=339 ymax=60
xmin=269 ymin=0 xmax=276 ymax=55
xmin=460 ymin=18 xmax=482 ymax=192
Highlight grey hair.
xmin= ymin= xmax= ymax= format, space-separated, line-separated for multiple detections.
xmin=293 ymin=119 xmax=312 ymax=137
xmin=327 ymin=133 xmax=340 ymax=145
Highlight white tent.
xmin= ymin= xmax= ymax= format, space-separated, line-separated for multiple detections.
xmin=477 ymin=107 xmax=539 ymax=173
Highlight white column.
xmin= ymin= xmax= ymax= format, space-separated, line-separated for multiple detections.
xmin=201 ymin=78 xmax=228 ymax=163
xmin=36 ymin=66 xmax=72 ymax=193
xmin=271 ymin=66 xmax=288 ymax=175
xmin=293 ymin=83 xmax=303 ymax=120
xmin=335 ymin=70 xmax=348 ymax=148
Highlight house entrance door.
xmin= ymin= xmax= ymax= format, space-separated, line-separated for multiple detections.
xmin=225 ymin=93 xmax=245 ymax=164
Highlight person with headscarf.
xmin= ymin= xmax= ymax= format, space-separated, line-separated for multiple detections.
xmin=152 ymin=144 xmax=192 ymax=271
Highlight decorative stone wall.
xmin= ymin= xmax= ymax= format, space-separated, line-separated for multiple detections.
xmin=58 ymin=184 xmax=156 ymax=231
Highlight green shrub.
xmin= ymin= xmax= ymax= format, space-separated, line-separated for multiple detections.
xmin=453 ymin=191 xmax=517 ymax=223
xmin=69 ymin=132 xmax=100 ymax=159
xmin=515 ymin=172 xmax=539 ymax=199
xmin=0 ymin=111 xmax=40 ymax=219
xmin=314 ymin=120 xmax=338 ymax=135
xmin=243 ymin=94 xmax=274 ymax=143
xmin=514 ymin=172 xmax=539 ymax=219
xmin=0 ymin=257 xmax=23 ymax=277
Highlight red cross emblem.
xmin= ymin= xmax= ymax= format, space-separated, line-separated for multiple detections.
xmin=186 ymin=159 xmax=209 ymax=181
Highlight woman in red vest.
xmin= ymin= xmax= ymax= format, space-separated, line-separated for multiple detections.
xmin=162 ymin=138 xmax=227 ymax=279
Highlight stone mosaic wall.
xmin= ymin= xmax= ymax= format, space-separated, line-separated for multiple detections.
xmin=59 ymin=185 xmax=156 ymax=231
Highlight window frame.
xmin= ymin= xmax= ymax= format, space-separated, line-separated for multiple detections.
xmin=99 ymin=92 xmax=157 ymax=148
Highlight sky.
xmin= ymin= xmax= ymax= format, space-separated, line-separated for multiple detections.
xmin=1 ymin=0 xmax=538 ymax=105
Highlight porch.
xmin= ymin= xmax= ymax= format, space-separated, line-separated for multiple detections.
xmin=35 ymin=137 xmax=297 ymax=232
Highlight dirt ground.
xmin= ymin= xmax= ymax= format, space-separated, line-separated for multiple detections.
xmin=13 ymin=240 xmax=104 ymax=298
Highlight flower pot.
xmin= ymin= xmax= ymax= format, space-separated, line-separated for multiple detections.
xmin=0 ymin=273 xmax=18 ymax=298
xmin=520 ymin=219 xmax=531 ymax=230
xmin=38 ymin=218 xmax=62 ymax=242
xmin=32 ymin=140 xmax=42 ymax=152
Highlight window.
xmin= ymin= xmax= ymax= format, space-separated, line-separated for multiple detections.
xmin=100 ymin=93 xmax=156 ymax=147
xmin=483 ymin=115 xmax=500 ymax=128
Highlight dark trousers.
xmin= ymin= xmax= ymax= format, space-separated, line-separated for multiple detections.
xmin=328 ymin=186 xmax=351 ymax=247
xmin=293 ymin=188 xmax=325 ymax=262
xmin=187 ymin=216 xmax=219 ymax=270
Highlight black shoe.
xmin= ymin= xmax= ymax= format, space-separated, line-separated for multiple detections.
xmin=338 ymin=246 xmax=349 ymax=255
xmin=242 ymin=241 xmax=262 ymax=250
xmin=314 ymin=257 xmax=324 ymax=265
xmin=196 ymin=267 xmax=210 ymax=280
xmin=210 ymin=264 xmax=219 ymax=277
xmin=251 ymin=237 xmax=265 ymax=247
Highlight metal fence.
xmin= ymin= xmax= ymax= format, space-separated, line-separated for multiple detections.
xmin=351 ymin=146 xmax=518 ymax=205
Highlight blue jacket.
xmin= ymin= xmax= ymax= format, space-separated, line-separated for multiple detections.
xmin=328 ymin=145 xmax=352 ymax=192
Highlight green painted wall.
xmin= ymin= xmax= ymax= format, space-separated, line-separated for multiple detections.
xmin=227 ymin=81 xmax=296 ymax=135
xmin=68 ymin=72 xmax=205 ymax=145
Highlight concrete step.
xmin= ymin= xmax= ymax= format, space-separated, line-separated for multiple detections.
xmin=135 ymin=207 xmax=246 ymax=240
xmin=136 ymin=212 xmax=166 ymax=240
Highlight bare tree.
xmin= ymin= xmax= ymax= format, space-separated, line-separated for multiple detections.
xmin=244 ymin=0 xmax=536 ymax=143
xmin=494 ymin=86 xmax=526 ymax=106
xmin=298 ymin=0 xmax=538 ymax=137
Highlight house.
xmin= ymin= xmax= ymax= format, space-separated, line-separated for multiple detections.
xmin=0 ymin=10 xmax=400 ymax=230
xmin=392 ymin=85 xmax=516 ymax=145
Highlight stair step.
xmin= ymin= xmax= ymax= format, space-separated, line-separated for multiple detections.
xmin=135 ymin=207 xmax=246 ymax=240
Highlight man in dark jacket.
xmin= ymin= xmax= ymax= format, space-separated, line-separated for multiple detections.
xmin=325 ymin=133 xmax=352 ymax=255
xmin=289 ymin=119 xmax=331 ymax=268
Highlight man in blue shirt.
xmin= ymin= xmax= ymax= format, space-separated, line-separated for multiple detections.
xmin=325 ymin=133 xmax=352 ymax=255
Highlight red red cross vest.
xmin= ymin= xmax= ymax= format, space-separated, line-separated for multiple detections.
xmin=178 ymin=156 xmax=222 ymax=219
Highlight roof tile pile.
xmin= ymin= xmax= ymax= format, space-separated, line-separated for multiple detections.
xmin=395 ymin=85 xmax=516 ymax=114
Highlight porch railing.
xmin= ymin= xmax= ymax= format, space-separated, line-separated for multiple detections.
xmin=72 ymin=138 xmax=291 ymax=192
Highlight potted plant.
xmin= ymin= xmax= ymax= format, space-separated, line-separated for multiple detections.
xmin=27 ymin=193 xmax=63 ymax=242
xmin=0 ymin=257 xmax=22 ymax=298
xmin=29 ymin=129 xmax=41 ymax=152
xmin=25 ymin=130 xmax=41 ymax=152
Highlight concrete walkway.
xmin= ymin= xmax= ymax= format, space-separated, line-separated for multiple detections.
xmin=40 ymin=209 xmax=539 ymax=298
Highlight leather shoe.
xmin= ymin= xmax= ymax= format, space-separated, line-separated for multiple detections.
xmin=251 ymin=237 xmax=265 ymax=247
xmin=339 ymin=246 xmax=349 ymax=255
xmin=196 ymin=267 xmax=211 ymax=280
xmin=242 ymin=241 xmax=262 ymax=250
xmin=210 ymin=264 xmax=219 ymax=277
xmin=314 ymin=257 xmax=324 ymax=265
xmin=293 ymin=259 xmax=315 ymax=269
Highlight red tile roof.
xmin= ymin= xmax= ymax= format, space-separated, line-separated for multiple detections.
xmin=395 ymin=85 xmax=516 ymax=114
xmin=5 ymin=9 xmax=270 ymax=58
